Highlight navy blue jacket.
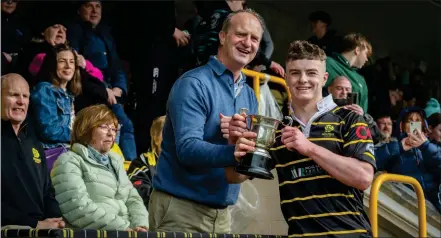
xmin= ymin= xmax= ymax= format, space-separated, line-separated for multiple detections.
xmin=68 ymin=21 xmax=128 ymax=94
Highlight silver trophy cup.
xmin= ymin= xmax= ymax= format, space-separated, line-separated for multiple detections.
xmin=235 ymin=114 xmax=293 ymax=180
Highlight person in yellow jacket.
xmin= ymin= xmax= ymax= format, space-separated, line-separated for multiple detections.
xmin=126 ymin=116 xmax=166 ymax=209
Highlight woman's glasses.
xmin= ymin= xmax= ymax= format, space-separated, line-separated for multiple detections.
xmin=98 ymin=124 xmax=119 ymax=134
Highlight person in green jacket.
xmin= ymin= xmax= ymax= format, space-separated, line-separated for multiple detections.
xmin=325 ymin=33 xmax=372 ymax=112
xmin=51 ymin=105 xmax=149 ymax=231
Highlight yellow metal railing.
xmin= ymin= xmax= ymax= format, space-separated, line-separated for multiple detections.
xmin=242 ymin=69 xmax=290 ymax=103
xmin=369 ymin=173 xmax=427 ymax=237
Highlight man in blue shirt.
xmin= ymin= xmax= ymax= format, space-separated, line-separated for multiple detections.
xmin=149 ymin=9 xmax=264 ymax=233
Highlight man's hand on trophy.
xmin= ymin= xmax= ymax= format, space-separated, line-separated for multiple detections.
xmin=230 ymin=113 xmax=248 ymax=134
xmin=281 ymin=126 xmax=314 ymax=155
xmin=234 ymin=131 xmax=257 ymax=158
xmin=221 ymin=113 xmax=248 ymax=145
xmin=220 ymin=113 xmax=232 ymax=139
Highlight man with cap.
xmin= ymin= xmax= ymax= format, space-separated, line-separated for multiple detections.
xmin=1 ymin=73 xmax=64 ymax=229
xmin=307 ymin=10 xmax=341 ymax=55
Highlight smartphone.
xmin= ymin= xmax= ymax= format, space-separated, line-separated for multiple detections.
xmin=347 ymin=92 xmax=359 ymax=105
xmin=409 ymin=121 xmax=422 ymax=134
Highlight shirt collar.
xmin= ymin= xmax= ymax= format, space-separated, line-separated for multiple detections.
xmin=236 ymin=73 xmax=244 ymax=85
xmin=290 ymin=95 xmax=337 ymax=123
xmin=208 ymin=56 xmax=228 ymax=77
xmin=209 ymin=56 xmax=245 ymax=85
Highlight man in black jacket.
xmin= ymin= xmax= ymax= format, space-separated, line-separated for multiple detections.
xmin=1 ymin=73 xmax=64 ymax=229
xmin=112 ymin=1 xmax=187 ymax=154
xmin=1 ymin=0 xmax=31 ymax=75
xmin=307 ymin=11 xmax=341 ymax=55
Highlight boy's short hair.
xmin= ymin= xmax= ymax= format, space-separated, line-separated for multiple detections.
xmin=286 ymin=40 xmax=327 ymax=63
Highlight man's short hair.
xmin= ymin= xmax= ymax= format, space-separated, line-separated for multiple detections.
xmin=221 ymin=8 xmax=266 ymax=33
xmin=340 ymin=33 xmax=372 ymax=56
xmin=330 ymin=75 xmax=350 ymax=86
xmin=308 ymin=11 xmax=332 ymax=26
xmin=286 ymin=40 xmax=327 ymax=63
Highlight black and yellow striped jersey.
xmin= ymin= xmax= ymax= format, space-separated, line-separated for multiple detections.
xmin=270 ymin=106 xmax=376 ymax=238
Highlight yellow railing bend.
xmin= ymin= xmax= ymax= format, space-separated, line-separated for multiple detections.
xmin=369 ymin=173 xmax=427 ymax=237
xmin=242 ymin=69 xmax=290 ymax=104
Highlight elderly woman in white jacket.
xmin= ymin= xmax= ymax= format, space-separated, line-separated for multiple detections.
xmin=51 ymin=104 xmax=148 ymax=230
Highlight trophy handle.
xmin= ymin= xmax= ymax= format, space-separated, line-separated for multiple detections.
xmin=282 ymin=116 xmax=293 ymax=127
xmin=272 ymin=116 xmax=294 ymax=144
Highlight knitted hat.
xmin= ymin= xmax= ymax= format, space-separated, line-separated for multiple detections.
xmin=424 ymin=98 xmax=441 ymax=118
xmin=33 ymin=13 xmax=70 ymax=35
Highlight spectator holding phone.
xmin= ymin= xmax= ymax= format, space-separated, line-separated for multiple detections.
xmin=375 ymin=108 xmax=440 ymax=211
xmin=328 ymin=76 xmax=381 ymax=144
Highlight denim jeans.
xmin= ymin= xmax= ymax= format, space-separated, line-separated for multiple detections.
xmin=111 ymin=103 xmax=137 ymax=160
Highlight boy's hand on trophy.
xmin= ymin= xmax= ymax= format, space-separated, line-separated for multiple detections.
xmin=234 ymin=131 xmax=257 ymax=157
xmin=281 ymin=126 xmax=314 ymax=155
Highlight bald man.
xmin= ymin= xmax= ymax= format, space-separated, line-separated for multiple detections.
xmin=328 ymin=76 xmax=352 ymax=100
xmin=328 ymin=75 xmax=382 ymax=144
xmin=1 ymin=73 xmax=64 ymax=229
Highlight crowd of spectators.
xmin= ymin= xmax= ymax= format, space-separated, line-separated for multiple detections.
xmin=1 ymin=0 xmax=440 ymax=232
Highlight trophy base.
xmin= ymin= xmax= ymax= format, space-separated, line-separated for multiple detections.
xmin=235 ymin=152 xmax=274 ymax=180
